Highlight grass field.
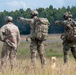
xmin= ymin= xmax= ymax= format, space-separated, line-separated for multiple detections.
xmin=0 ymin=34 xmax=76 ymax=75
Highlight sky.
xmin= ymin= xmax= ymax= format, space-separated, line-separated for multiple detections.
xmin=0 ymin=0 xmax=76 ymax=12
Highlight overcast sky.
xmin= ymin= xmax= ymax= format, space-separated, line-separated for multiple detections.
xmin=0 ymin=0 xmax=76 ymax=12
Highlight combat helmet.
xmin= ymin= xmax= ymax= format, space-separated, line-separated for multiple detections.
xmin=63 ymin=11 xmax=72 ymax=18
xmin=5 ymin=16 xmax=13 ymax=22
xmin=31 ymin=10 xmax=38 ymax=15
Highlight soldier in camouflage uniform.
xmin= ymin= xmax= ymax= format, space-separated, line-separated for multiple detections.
xmin=0 ymin=16 xmax=20 ymax=72
xmin=19 ymin=10 xmax=47 ymax=67
xmin=55 ymin=11 xmax=76 ymax=63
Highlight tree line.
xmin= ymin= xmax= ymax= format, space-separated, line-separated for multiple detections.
xmin=0 ymin=5 xmax=76 ymax=34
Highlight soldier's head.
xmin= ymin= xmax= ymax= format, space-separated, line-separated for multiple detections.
xmin=30 ymin=10 xmax=38 ymax=18
xmin=5 ymin=16 xmax=13 ymax=23
xmin=63 ymin=11 xmax=72 ymax=20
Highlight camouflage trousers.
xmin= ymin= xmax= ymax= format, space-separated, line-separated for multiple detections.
xmin=1 ymin=44 xmax=17 ymax=71
xmin=30 ymin=38 xmax=46 ymax=66
xmin=63 ymin=43 xmax=76 ymax=63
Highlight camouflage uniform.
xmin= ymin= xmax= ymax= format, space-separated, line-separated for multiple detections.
xmin=0 ymin=16 xmax=20 ymax=70
xmin=19 ymin=10 xmax=46 ymax=66
xmin=55 ymin=12 xmax=76 ymax=63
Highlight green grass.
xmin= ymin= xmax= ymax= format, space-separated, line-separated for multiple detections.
xmin=0 ymin=58 xmax=76 ymax=75
xmin=0 ymin=35 xmax=74 ymax=58
xmin=0 ymin=34 xmax=75 ymax=75
xmin=17 ymin=35 xmax=63 ymax=58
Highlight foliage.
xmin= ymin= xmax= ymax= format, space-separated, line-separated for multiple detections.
xmin=0 ymin=6 xmax=76 ymax=34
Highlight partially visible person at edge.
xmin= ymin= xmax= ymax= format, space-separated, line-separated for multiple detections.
xmin=55 ymin=11 xmax=76 ymax=64
xmin=0 ymin=16 xmax=20 ymax=74
xmin=18 ymin=10 xmax=50 ymax=67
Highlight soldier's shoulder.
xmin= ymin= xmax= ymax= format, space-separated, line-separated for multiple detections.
xmin=6 ymin=23 xmax=18 ymax=29
xmin=0 ymin=24 xmax=7 ymax=32
xmin=71 ymin=19 xmax=76 ymax=22
xmin=71 ymin=19 xmax=76 ymax=25
xmin=1 ymin=24 xmax=7 ymax=28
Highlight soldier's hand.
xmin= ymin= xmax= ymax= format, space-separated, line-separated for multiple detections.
xmin=55 ymin=21 xmax=60 ymax=24
xmin=61 ymin=34 xmax=65 ymax=40
xmin=18 ymin=17 xmax=24 ymax=20
xmin=26 ymin=37 xmax=30 ymax=42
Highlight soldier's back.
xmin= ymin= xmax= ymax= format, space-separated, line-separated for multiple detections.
xmin=4 ymin=23 xmax=19 ymax=44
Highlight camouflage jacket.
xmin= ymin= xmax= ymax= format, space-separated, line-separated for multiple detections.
xmin=0 ymin=22 xmax=20 ymax=48
xmin=62 ymin=19 xmax=76 ymax=30
xmin=61 ymin=19 xmax=76 ymax=37
xmin=59 ymin=19 xmax=76 ymax=46
xmin=20 ymin=16 xmax=50 ymax=39
xmin=20 ymin=16 xmax=39 ymax=39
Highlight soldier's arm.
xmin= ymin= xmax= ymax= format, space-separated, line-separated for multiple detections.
xmin=18 ymin=17 xmax=33 ymax=25
xmin=17 ymin=28 xmax=21 ymax=46
xmin=0 ymin=26 xmax=6 ymax=41
xmin=0 ymin=31 xmax=3 ymax=41
xmin=25 ymin=35 xmax=31 ymax=42
xmin=55 ymin=20 xmax=63 ymax=25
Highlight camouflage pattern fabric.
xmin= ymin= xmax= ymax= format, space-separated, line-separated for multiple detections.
xmin=63 ymin=43 xmax=76 ymax=63
xmin=61 ymin=19 xmax=76 ymax=41
xmin=61 ymin=18 xmax=76 ymax=63
xmin=20 ymin=16 xmax=46 ymax=66
xmin=30 ymin=38 xmax=46 ymax=66
xmin=0 ymin=22 xmax=20 ymax=70
xmin=20 ymin=17 xmax=36 ymax=39
xmin=1 ymin=44 xmax=17 ymax=70
xmin=55 ymin=12 xmax=76 ymax=63
xmin=34 ymin=18 xmax=50 ymax=41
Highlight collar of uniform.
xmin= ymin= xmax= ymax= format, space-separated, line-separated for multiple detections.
xmin=7 ymin=22 xmax=13 ymax=24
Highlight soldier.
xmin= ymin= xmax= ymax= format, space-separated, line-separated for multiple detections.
xmin=55 ymin=11 xmax=76 ymax=63
xmin=0 ymin=16 xmax=20 ymax=73
xmin=18 ymin=10 xmax=50 ymax=67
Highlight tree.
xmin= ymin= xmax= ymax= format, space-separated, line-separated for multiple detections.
xmin=0 ymin=5 xmax=76 ymax=34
